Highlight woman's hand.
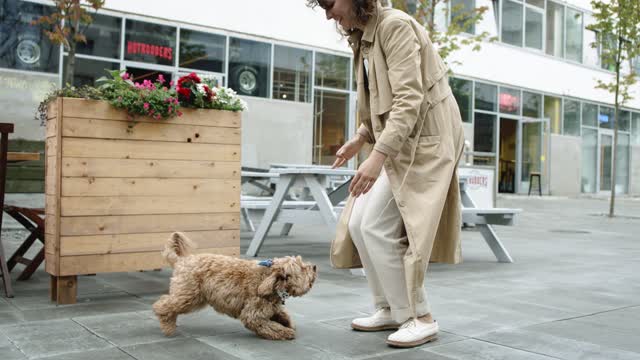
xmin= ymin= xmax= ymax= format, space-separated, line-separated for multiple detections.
xmin=331 ymin=134 xmax=366 ymax=169
xmin=349 ymin=150 xmax=387 ymax=197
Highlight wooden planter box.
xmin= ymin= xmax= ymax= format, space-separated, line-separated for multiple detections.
xmin=45 ymin=98 xmax=241 ymax=304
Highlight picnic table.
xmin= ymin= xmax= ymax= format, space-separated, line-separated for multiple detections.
xmin=241 ymin=166 xmax=519 ymax=263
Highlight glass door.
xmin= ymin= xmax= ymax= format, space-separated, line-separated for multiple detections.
xmin=520 ymin=117 xmax=550 ymax=194
xmin=599 ymin=131 xmax=613 ymax=192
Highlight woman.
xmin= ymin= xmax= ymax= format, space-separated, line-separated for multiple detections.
xmin=307 ymin=0 xmax=465 ymax=348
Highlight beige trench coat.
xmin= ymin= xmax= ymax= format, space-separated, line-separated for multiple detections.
xmin=340 ymin=4 xmax=465 ymax=316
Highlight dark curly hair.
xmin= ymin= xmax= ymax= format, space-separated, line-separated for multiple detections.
xmin=306 ymin=0 xmax=377 ymax=31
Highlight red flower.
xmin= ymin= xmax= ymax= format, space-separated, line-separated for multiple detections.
xmin=203 ymin=85 xmax=213 ymax=101
xmin=177 ymin=86 xmax=191 ymax=99
xmin=188 ymin=72 xmax=201 ymax=83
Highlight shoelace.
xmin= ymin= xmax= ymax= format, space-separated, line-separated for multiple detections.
xmin=400 ymin=319 xmax=417 ymax=329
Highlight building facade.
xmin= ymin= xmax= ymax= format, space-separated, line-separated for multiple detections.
xmin=1 ymin=0 xmax=638 ymax=195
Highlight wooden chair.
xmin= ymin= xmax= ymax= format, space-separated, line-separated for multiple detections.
xmin=4 ymin=206 xmax=45 ymax=281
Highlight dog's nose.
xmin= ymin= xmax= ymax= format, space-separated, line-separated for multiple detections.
xmin=313 ymin=265 xmax=317 ymax=272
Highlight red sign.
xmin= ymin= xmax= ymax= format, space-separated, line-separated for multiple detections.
xmin=126 ymin=41 xmax=173 ymax=61
xmin=467 ymin=175 xmax=488 ymax=188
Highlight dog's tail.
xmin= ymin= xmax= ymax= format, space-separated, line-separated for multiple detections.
xmin=162 ymin=232 xmax=195 ymax=267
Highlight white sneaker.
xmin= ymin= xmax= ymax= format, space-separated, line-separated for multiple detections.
xmin=351 ymin=308 xmax=401 ymax=331
xmin=386 ymin=318 xmax=438 ymax=348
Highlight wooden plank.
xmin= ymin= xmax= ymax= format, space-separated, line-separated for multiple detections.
xmin=50 ymin=275 xmax=77 ymax=304
xmin=45 ymin=195 xmax=57 ymax=216
xmin=60 ymin=195 xmax=239 ymax=216
xmin=47 ymin=101 xmax=58 ymax=121
xmin=58 ymin=247 xmax=240 ymax=275
xmin=7 ymin=166 xmax=44 ymax=180
xmin=61 ymin=178 xmax=239 ymax=197
xmin=61 ymin=158 xmax=239 ymax=179
xmin=60 ymin=213 xmax=239 ymax=236
xmin=45 ymin=215 xmax=58 ymax=237
xmin=45 ymin=254 xmax=58 ymax=275
xmin=45 ymin=137 xmax=58 ymax=157
xmin=7 ymin=152 xmax=41 ymax=162
xmin=46 ymin=113 xmax=58 ymax=137
xmin=62 ymin=138 xmax=240 ymax=162
xmin=62 ymin=117 xmax=241 ymax=145
xmin=60 ymin=230 xmax=239 ymax=256
xmin=5 ymin=180 xmax=43 ymax=193
xmin=62 ymin=98 xmax=241 ymax=128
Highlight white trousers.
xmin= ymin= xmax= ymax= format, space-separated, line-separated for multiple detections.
xmin=348 ymin=168 xmax=430 ymax=323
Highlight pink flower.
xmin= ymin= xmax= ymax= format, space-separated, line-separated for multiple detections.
xmin=177 ymin=111 xmax=183 ymax=117
xmin=169 ymin=81 xmax=174 ymax=87
xmin=155 ymin=114 xmax=161 ymax=120
xmin=121 ymin=72 xmax=130 ymax=80
xmin=157 ymin=74 xmax=165 ymax=84
xmin=143 ymin=103 xmax=150 ymax=110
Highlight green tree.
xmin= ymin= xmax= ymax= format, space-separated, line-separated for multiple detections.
xmin=388 ymin=0 xmax=497 ymax=67
xmin=33 ymin=0 xmax=105 ymax=86
xmin=587 ymin=0 xmax=640 ymax=217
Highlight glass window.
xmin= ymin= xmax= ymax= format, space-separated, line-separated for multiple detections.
xmin=64 ymin=57 xmax=119 ymax=87
xmin=615 ymin=133 xmax=629 ymax=194
xmin=450 ymin=77 xmax=472 ymax=123
xmin=125 ymin=20 xmax=176 ymax=66
xmin=599 ymin=106 xmax=614 ymax=129
xmin=0 ymin=1 xmax=59 ymax=73
xmin=583 ymin=30 xmax=599 ymax=67
xmin=179 ymin=29 xmax=225 ymax=73
xmin=451 ymin=0 xmax=475 ymax=34
xmin=126 ymin=66 xmax=173 ymax=85
xmin=544 ymin=95 xmax=562 ymax=134
xmin=502 ymin=0 xmax=523 ymax=46
xmin=475 ymin=82 xmax=497 ymax=112
xmin=474 ymin=113 xmax=496 ymax=152
xmin=546 ymin=1 xmax=564 ymax=57
xmin=76 ymin=13 xmax=121 ymax=59
xmin=499 ymin=87 xmax=520 ymax=115
xmin=228 ymin=37 xmax=271 ymax=97
xmin=618 ymin=110 xmax=630 ymax=132
xmin=523 ymin=92 xmax=542 ymax=118
xmin=526 ymin=0 xmax=544 ymax=7
xmin=563 ymin=99 xmax=580 ymax=136
xmin=633 ymin=113 xmax=640 ymax=145
xmin=313 ymin=90 xmax=349 ymax=166
xmin=565 ymin=8 xmax=583 ymax=62
xmin=581 ymin=127 xmax=597 ymax=193
xmin=582 ymin=103 xmax=598 ymax=127
xmin=600 ymin=33 xmax=617 ymax=72
xmin=273 ymin=45 xmax=311 ymax=103
xmin=525 ymin=7 xmax=543 ymax=50
xmin=315 ymin=52 xmax=350 ymax=90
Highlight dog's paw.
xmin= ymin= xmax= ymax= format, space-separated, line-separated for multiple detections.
xmin=278 ymin=327 xmax=296 ymax=340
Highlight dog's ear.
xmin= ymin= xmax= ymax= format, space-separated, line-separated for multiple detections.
xmin=257 ymin=268 xmax=285 ymax=296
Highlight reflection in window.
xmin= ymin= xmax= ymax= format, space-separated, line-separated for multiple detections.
xmin=563 ymin=99 xmax=580 ymax=136
xmin=525 ymin=7 xmax=543 ymax=50
xmin=273 ymin=45 xmax=311 ymax=103
xmin=615 ymin=133 xmax=629 ymax=194
xmin=315 ymin=52 xmax=349 ymax=90
xmin=77 ymin=14 xmax=121 ymax=59
xmin=126 ymin=66 xmax=173 ymax=86
xmin=451 ymin=0 xmax=475 ymax=34
xmin=619 ymin=110 xmax=630 ymax=132
xmin=450 ymin=77 xmax=472 ymax=123
xmin=499 ymin=87 xmax=520 ymax=115
xmin=544 ymin=95 xmax=562 ymax=134
xmin=546 ymin=1 xmax=564 ymax=57
xmin=502 ymin=0 xmax=523 ymax=46
xmin=0 ymin=1 xmax=59 ymax=73
xmin=522 ymin=92 xmax=541 ymax=118
xmin=473 ymin=113 xmax=496 ymax=165
xmin=581 ymin=127 xmax=597 ymax=193
xmin=228 ymin=37 xmax=271 ymax=97
xmin=179 ymin=29 xmax=225 ymax=73
xmin=632 ymin=113 xmax=640 ymax=145
xmin=313 ymin=90 xmax=348 ymax=166
xmin=125 ymin=20 xmax=176 ymax=66
xmin=582 ymin=103 xmax=598 ymax=127
xmin=565 ymin=8 xmax=583 ymax=62
xmin=475 ymin=82 xmax=497 ymax=112
xmin=599 ymin=106 xmax=614 ymax=129
xmin=64 ymin=57 xmax=119 ymax=87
